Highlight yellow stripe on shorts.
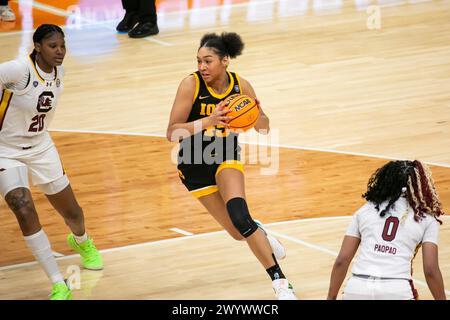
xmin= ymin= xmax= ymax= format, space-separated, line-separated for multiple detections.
xmin=191 ymin=186 xmax=219 ymax=198
xmin=215 ymin=160 xmax=244 ymax=177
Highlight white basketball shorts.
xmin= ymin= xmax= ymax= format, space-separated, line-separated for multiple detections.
xmin=0 ymin=141 xmax=69 ymax=197
xmin=342 ymin=275 xmax=416 ymax=300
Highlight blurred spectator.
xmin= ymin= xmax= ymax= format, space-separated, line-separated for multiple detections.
xmin=116 ymin=0 xmax=158 ymax=38
xmin=0 ymin=0 xmax=16 ymax=22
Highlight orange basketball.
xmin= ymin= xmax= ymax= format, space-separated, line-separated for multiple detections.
xmin=225 ymin=94 xmax=260 ymax=132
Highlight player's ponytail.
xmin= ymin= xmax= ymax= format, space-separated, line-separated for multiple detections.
xmin=221 ymin=32 xmax=244 ymax=58
xmin=199 ymin=32 xmax=244 ymax=59
xmin=363 ymin=160 xmax=444 ymax=223
xmin=30 ymin=24 xmax=65 ymax=60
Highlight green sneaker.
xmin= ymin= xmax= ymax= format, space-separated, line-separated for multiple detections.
xmin=67 ymin=234 xmax=104 ymax=270
xmin=50 ymin=282 xmax=72 ymax=300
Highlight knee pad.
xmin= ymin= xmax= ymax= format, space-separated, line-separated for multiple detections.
xmin=226 ymin=197 xmax=258 ymax=238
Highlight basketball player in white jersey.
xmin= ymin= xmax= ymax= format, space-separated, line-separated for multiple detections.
xmin=0 ymin=24 xmax=103 ymax=300
xmin=327 ymin=160 xmax=446 ymax=300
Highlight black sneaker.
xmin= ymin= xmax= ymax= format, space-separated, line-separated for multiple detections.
xmin=128 ymin=22 xmax=159 ymax=38
xmin=116 ymin=11 xmax=139 ymax=32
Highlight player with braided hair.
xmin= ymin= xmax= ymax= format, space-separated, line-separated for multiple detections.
xmin=0 ymin=24 xmax=103 ymax=300
xmin=327 ymin=160 xmax=446 ymax=300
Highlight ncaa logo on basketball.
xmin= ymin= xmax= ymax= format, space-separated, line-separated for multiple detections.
xmin=56 ymin=79 xmax=61 ymax=87
xmin=33 ymin=81 xmax=38 ymax=87
xmin=234 ymin=99 xmax=250 ymax=112
xmin=234 ymin=85 xmax=239 ymax=92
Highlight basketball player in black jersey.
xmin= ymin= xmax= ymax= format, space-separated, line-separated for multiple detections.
xmin=166 ymin=32 xmax=297 ymax=300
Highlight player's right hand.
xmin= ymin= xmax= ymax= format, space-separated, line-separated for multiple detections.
xmin=206 ymin=100 xmax=232 ymax=127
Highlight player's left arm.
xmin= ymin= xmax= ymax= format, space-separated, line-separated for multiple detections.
xmin=422 ymin=242 xmax=446 ymax=300
xmin=327 ymin=235 xmax=360 ymax=300
xmin=239 ymin=77 xmax=270 ymax=134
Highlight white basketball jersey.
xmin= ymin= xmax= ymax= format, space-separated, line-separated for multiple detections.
xmin=346 ymin=197 xmax=439 ymax=279
xmin=0 ymin=56 xmax=63 ymax=153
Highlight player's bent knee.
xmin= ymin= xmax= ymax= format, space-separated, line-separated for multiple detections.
xmin=227 ymin=229 xmax=245 ymax=241
xmin=4 ymin=188 xmax=37 ymax=220
xmin=15 ymin=207 xmax=39 ymax=221
xmin=5 ymin=187 xmax=33 ymax=212
xmin=226 ymin=197 xmax=258 ymax=238
xmin=38 ymin=175 xmax=70 ymax=195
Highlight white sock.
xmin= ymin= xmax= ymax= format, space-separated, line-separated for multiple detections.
xmin=24 ymin=229 xmax=64 ymax=284
xmin=73 ymin=232 xmax=88 ymax=244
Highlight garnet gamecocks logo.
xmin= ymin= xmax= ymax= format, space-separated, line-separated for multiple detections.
xmin=36 ymin=91 xmax=54 ymax=112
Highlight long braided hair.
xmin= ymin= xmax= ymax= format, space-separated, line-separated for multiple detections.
xmin=363 ymin=160 xmax=444 ymax=223
xmin=30 ymin=24 xmax=65 ymax=61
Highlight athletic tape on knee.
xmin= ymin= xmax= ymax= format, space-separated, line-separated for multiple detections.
xmin=226 ymin=197 xmax=258 ymax=238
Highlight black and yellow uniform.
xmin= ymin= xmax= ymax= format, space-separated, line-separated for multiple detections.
xmin=177 ymin=71 xmax=245 ymax=198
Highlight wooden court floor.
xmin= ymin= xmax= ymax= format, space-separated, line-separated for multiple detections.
xmin=0 ymin=133 xmax=448 ymax=299
xmin=1 ymin=0 xmax=450 ymax=299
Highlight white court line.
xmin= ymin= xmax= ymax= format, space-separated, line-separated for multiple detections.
xmin=140 ymin=35 xmax=174 ymax=47
xmin=0 ymin=229 xmax=226 ymax=271
xmin=1 ymin=216 xmax=447 ymax=258
xmin=269 ymin=229 xmax=338 ymax=257
xmin=170 ymin=228 xmax=194 ymax=236
xmin=52 ymin=251 xmax=65 ymax=258
xmin=49 ymin=128 xmax=450 ymax=169
xmin=1 ymin=215 xmax=449 ymax=295
xmin=50 ymin=128 xmax=166 ymax=138
xmin=0 ymin=216 xmax=351 ymax=271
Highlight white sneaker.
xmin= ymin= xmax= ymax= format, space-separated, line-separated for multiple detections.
xmin=0 ymin=5 xmax=16 ymax=22
xmin=254 ymin=220 xmax=286 ymax=260
xmin=272 ymin=279 xmax=298 ymax=300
